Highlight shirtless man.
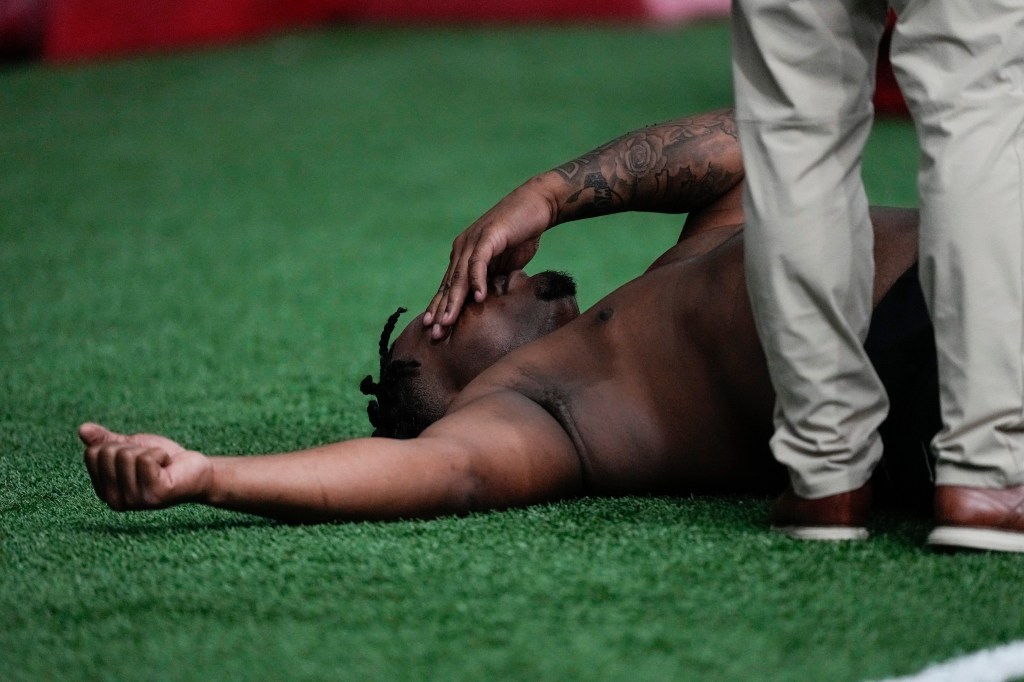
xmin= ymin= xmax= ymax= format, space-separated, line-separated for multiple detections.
xmin=79 ymin=109 xmax=941 ymax=538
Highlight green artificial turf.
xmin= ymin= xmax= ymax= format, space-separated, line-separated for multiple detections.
xmin=2 ymin=22 xmax=1021 ymax=682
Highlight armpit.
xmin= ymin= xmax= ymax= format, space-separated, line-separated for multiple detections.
xmin=512 ymin=378 xmax=594 ymax=490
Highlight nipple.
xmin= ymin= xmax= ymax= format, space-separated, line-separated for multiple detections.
xmin=598 ymin=308 xmax=613 ymax=322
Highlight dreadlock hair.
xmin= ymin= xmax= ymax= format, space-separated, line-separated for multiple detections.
xmin=359 ymin=307 xmax=443 ymax=439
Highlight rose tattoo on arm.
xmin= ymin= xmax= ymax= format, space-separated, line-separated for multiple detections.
xmin=552 ymin=109 xmax=741 ymax=221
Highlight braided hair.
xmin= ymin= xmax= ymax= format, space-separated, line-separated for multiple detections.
xmin=359 ymin=307 xmax=440 ymax=439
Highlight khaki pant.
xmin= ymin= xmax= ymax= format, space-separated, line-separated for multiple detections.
xmin=731 ymin=0 xmax=1024 ymax=497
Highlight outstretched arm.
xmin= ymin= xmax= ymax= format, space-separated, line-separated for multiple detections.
xmin=79 ymin=391 xmax=581 ymax=523
xmin=424 ymin=108 xmax=743 ymax=336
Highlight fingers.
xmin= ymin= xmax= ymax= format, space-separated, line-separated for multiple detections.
xmin=424 ymin=237 xmax=489 ymax=339
xmin=96 ymin=444 xmax=122 ymax=509
xmin=437 ymin=266 xmax=475 ymax=330
xmin=83 ymin=443 xmax=170 ymax=511
xmin=137 ymin=449 xmax=172 ymax=506
xmin=424 ymin=185 xmax=551 ymax=333
xmin=466 ymin=248 xmax=493 ymax=305
xmin=423 ymin=261 xmax=456 ymax=328
xmin=424 ymin=236 xmax=501 ymax=339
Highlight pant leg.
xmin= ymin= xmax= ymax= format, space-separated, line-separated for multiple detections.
xmin=889 ymin=0 xmax=1024 ymax=487
xmin=732 ymin=0 xmax=890 ymax=498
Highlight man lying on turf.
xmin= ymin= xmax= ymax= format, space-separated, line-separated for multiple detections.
xmin=79 ymin=108 xmax=939 ymax=528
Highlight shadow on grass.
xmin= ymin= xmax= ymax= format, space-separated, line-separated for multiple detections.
xmin=73 ymin=516 xmax=274 ymax=537
xmin=692 ymin=490 xmax=934 ymax=550
xmin=869 ymin=517 xmax=933 ymax=551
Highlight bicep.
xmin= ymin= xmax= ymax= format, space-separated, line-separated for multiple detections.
xmin=207 ymin=395 xmax=580 ymax=522
xmin=419 ymin=391 xmax=584 ymax=512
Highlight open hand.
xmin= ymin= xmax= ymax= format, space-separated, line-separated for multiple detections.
xmin=423 ymin=180 xmax=556 ymax=339
xmin=79 ymin=422 xmax=212 ymax=511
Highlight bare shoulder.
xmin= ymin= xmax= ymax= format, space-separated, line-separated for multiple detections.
xmin=869 ymin=205 xmax=919 ymax=257
xmin=870 ymin=206 xmax=920 ymax=304
xmin=431 ymin=387 xmax=584 ymax=507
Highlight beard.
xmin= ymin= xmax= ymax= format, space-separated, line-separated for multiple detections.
xmin=532 ymin=270 xmax=577 ymax=302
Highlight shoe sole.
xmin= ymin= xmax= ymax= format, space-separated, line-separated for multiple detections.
xmin=771 ymin=525 xmax=869 ymax=541
xmin=928 ymin=526 xmax=1024 ymax=553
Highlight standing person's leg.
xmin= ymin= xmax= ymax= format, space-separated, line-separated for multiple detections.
xmin=732 ymin=0 xmax=890 ymax=539
xmin=888 ymin=0 xmax=1024 ymax=551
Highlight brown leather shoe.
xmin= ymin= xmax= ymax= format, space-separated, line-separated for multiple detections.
xmin=770 ymin=483 xmax=871 ymax=541
xmin=928 ymin=485 xmax=1024 ymax=552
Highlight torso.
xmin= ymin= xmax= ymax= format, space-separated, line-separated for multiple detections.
xmin=453 ymin=207 xmax=920 ymax=496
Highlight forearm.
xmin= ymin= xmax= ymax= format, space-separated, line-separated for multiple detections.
xmin=535 ymin=107 xmax=743 ymax=225
xmin=204 ymin=438 xmax=477 ymax=523
xmin=422 ymin=108 xmax=744 ymax=329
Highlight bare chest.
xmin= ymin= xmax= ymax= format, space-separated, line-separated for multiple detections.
xmin=471 ymin=265 xmax=777 ymax=494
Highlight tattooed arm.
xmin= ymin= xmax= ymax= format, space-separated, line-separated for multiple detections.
xmin=549 ymin=108 xmax=742 ymax=221
xmin=423 ymin=108 xmax=743 ymax=337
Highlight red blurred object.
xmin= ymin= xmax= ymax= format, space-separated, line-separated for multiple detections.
xmin=36 ymin=0 xmax=664 ymax=62
xmin=346 ymin=0 xmax=649 ymax=22
xmin=43 ymin=0 xmax=340 ymax=61
xmin=9 ymin=0 xmax=906 ymax=130
xmin=873 ymin=10 xmax=910 ymax=118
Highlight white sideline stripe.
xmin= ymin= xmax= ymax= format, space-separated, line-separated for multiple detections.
xmin=872 ymin=640 xmax=1024 ymax=682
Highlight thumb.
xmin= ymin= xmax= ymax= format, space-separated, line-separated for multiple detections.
xmin=78 ymin=422 xmax=124 ymax=446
